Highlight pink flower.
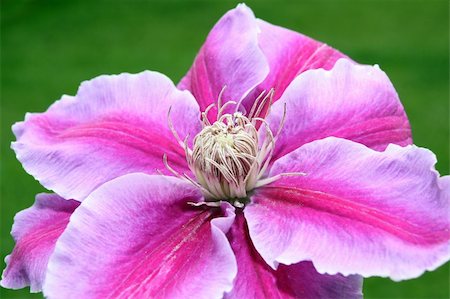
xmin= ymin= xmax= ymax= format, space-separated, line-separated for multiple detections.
xmin=2 ymin=4 xmax=449 ymax=298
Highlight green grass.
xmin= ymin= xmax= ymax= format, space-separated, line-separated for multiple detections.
xmin=1 ymin=0 xmax=448 ymax=298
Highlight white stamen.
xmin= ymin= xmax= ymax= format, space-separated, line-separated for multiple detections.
xmin=164 ymin=87 xmax=305 ymax=205
xmin=187 ymin=201 xmax=222 ymax=208
xmin=255 ymin=172 xmax=307 ymax=188
xmin=167 ymin=106 xmax=185 ymax=149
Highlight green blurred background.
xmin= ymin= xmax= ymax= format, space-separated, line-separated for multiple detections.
xmin=1 ymin=0 xmax=448 ymax=298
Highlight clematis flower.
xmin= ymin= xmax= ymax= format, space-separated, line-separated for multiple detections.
xmin=2 ymin=4 xmax=449 ymax=298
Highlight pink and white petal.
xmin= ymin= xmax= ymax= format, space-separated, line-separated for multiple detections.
xmin=212 ymin=201 xmax=236 ymax=233
xmin=13 ymin=71 xmax=201 ymax=201
xmin=246 ymin=137 xmax=449 ymax=281
xmin=1 ymin=194 xmax=79 ymax=292
xmin=43 ymin=174 xmax=237 ymax=299
xmin=225 ymin=214 xmax=363 ymax=299
xmin=241 ymin=19 xmax=347 ymax=117
xmin=178 ymin=4 xmax=269 ymax=120
xmin=265 ymin=59 xmax=411 ymax=161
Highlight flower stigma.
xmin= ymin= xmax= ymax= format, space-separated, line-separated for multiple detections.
xmin=165 ymin=87 xmax=305 ymax=208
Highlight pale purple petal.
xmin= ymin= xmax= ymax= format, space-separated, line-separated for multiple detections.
xmin=43 ymin=174 xmax=237 ymax=299
xmin=265 ymin=59 xmax=411 ymax=161
xmin=1 ymin=194 xmax=78 ymax=292
xmin=13 ymin=71 xmax=201 ymax=201
xmin=212 ymin=201 xmax=236 ymax=233
xmin=241 ymin=19 xmax=347 ymax=116
xmin=225 ymin=214 xmax=362 ymax=299
xmin=178 ymin=4 xmax=269 ymax=120
xmin=246 ymin=137 xmax=449 ymax=281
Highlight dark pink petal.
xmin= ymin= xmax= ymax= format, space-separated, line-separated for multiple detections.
xmin=43 ymin=174 xmax=237 ymax=299
xmin=266 ymin=59 xmax=411 ymax=161
xmin=246 ymin=137 xmax=449 ymax=281
xmin=178 ymin=4 xmax=269 ymax=120
xmin=225 ymin=214 xmax=363 ymax=299
xmin=13 ymin=71 xmax=201 ymax=201
xmin=1 ymin=194 xmax=79 ymax=292
xmin=242 ymin=19 xmax=347 ymax=116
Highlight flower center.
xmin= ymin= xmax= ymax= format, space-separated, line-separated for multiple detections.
xmin=165 ymin=87 xmax=305 ymax=208
xmin=189 ymin=113 xmax=258 ymax=199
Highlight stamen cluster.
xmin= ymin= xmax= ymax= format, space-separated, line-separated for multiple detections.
xmin=190 ymin=112 xmax=258 ymax=199
xmin=166 ymin=87 xmax=303 ymax=207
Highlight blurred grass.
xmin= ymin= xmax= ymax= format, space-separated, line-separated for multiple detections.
xmin=1 ymin=0 xmax=448 ymax=298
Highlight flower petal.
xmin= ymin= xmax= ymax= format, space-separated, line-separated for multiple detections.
xmin=241 ymin=19 xmax=347 ymax=116
xmin=1 ymin=194 xmax=79 ymax=292
xmin=265 ymin=59 xmax=411 ymax=161
xmin=13 ymin=71 xmax=201 ymax=201
xmin=178 ymin=4 xmax=269 ymax=120
xmin=43 ymin=174 xmax=237 ymax=299
xmin=246 ymin=137 xmax=449 ymax=281
xmin=225 ymin=213 xmax=363 ymax=299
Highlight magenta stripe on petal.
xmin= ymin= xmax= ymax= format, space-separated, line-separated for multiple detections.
xmin=246 ymin=137 xmax=449 ymax=281
xmin=265 ymin=59 xmax=411 ymax=161
xmin=13 ymin=71 xmax=201 ymax=201
xmin=43 ymin=174 xmax=237 ymax=299
xmin=241 ymin=19 xmax=347 ymax=117
xmin=225 ymin=214 xmax=363 ymax=299
xmin=1 ymin=194 xmax=78 ymax=292
xmin=255 ymin=19 xmax=346 ymax=99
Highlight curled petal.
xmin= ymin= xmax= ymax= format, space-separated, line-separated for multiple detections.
xmin=13 ymin=71 xmax=201 ymax=201
xmin=265 ymin=59 xmax=411 ymax=161
xmin=1 ymin=194 xmax=79 ymax=292
xmin=43 ymin=174 xmax=237 ymax=299
xmin=225 ymin=214 xmax=363 ymax=299
xmin=178 ymin=4 xmax=269 ymax=120
xmin=246 ymin=137 xmax=449 ymax=281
